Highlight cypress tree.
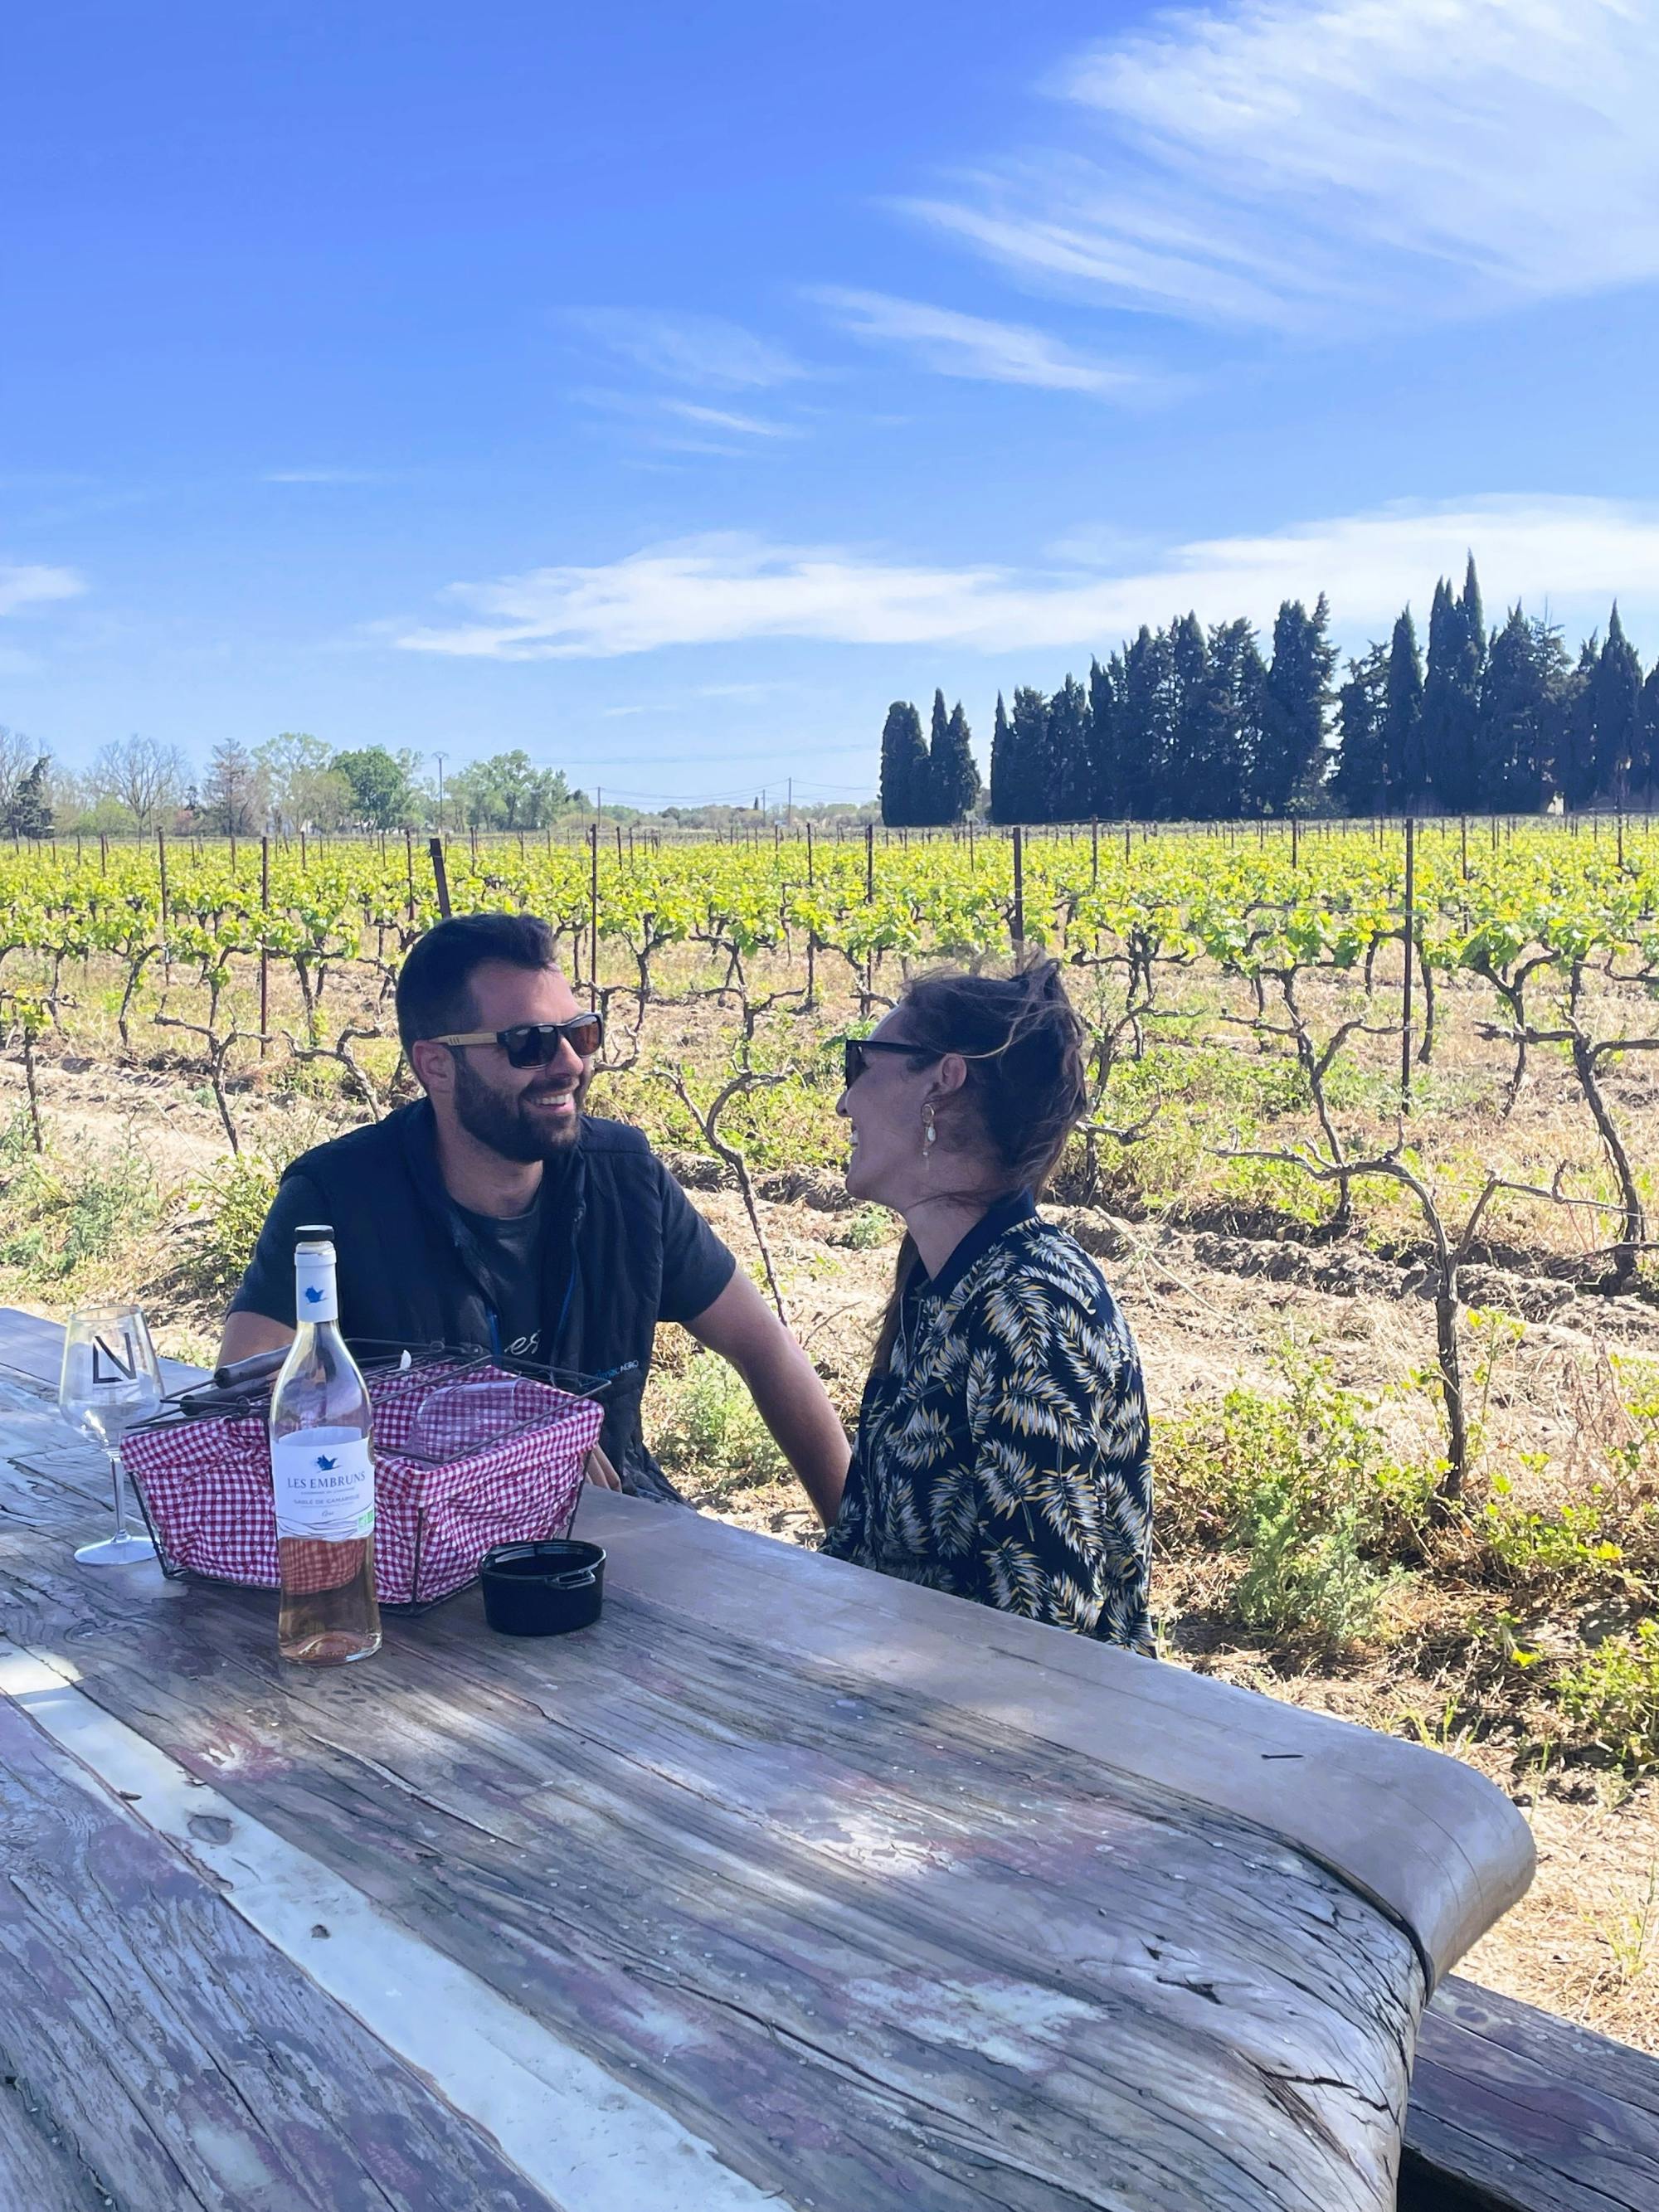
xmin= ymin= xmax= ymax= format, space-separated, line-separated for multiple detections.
xmin=935 ymin=701 xmax=980 ymax=823
xmin=1421 ymin=562 xmax=1486 ymax=809
xmin=1117 ymin=626 xmax=1170 ymax=818
xmin=989 ymin=692 xmax=1017 ymax=824
xmin=1474 ymin=605 xmax=1563 ymax=812
xmin=1008 ymin=687 xmax=1050 ymax=822
xmin=1384 ymin=608 xmax=1426 ymax=806
xmin=925 ymin=688 xmax=951 ymax=825
xmin=1255 ymin=594 xmax=1335 ymax=813
xmin=1046 ymin=673 xmax=1092 ymax=821
xmin=1558 ymin=637 xmax=1602 ymax=810
xmin=1589 ymin=603 xmax=1643 ymax=803
xmin=1086 ymin=655 xmax=1119 ymax=818
xmin=4 ymin=756 xmax=53 ymax=839
xmin=1190 ymin=619 xmax=1260 ymax=819
xmin=1332 ymin=643 xmax=1389 ymax=814
xmin=878 ymin=700 xmax=929 ymax=828
xmin=1636 ymin=663 xmax=1659 ymax=805
xmin=1165 ymin=612 xmax=1210 ymax=819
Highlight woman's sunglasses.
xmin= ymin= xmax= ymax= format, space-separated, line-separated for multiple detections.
xmin=433 ymin=1014 xmax=606 ymax=1068
xmin=840 ymin=1037 xmax=934 ymax=1089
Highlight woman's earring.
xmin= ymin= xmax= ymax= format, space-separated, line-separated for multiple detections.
xmin=922 ymin=1106 xmax=937 ymax=1163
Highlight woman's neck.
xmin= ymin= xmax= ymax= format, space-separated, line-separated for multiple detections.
xmin=899 ymin=1191 xmax=995 ymax=1284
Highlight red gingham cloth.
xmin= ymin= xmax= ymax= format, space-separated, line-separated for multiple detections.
xmin=123 ymin=1365 xmax=602 ymax=1606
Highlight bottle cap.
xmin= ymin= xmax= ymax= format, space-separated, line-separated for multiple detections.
xmin=293 ymin=1222 xmax=334 ymax=1242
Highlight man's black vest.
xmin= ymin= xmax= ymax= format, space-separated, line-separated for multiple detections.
xmin=280 ymin=1101 xmax=675 ymax=1490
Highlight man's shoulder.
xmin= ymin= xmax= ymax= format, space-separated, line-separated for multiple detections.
xmin=577 ymin=1113 xmax=654 ymax=1162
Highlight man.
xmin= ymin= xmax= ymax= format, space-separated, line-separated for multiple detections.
xmin=221 ymin=912 xmax=849 ymax=1519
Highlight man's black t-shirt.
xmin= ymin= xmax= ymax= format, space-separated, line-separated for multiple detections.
xmin=449 ymin=1197 xmax=546 ymax=1362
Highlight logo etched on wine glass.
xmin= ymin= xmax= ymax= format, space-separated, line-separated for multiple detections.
xmin=61 ymin=1304 xmax=162 ymax=1569
xmin=92 ymin=1334 xmax=135 ymax=1383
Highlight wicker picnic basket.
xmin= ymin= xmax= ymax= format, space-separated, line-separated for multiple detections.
xmin=123 ymin=1350 xmax=606 ymax=1611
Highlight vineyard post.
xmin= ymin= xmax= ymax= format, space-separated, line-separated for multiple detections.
xmin=615 ymin=824 xmax=624 ymax=866
xmin=300 ymin=830 xmax=307 ymax=873
xmin=805 ymin=822 xmax=817 ymax=1008
xmin=259 ymin=835 xmax=270 ymax=1057
xmin=428 ymin=836 xmax=452 ymax=919
xmin=864 ymin=821 xmax=874 ymax=902
xmin=1460 ymin=815 xmax=1468 ymax=881
xmin=99 ymin=833 xmax=107 ymax=876
xmin=74 ymin=833 xmax=81 ymax=867
xmin=1618 ymin=811 xmax=1625 ymax=869
xmin=1123 ymin=822 xmax=1131 ymax=864
xmin=230 ymin=825 xmax=237 ymax=873
xmin=1291 ymin=815 xmax=1299 ymax=869
xmin=157 ymin=829 xmax=170 ymax=978
xmin=967 ymin=819 xmax=975 ymax=870
xmin=588 ymin=824 xmax=600 ymax=1011
xmin=1091 ymin=817 xmax=1099 ymax=887
xmin=1401 ymin=815 xmax=1416 ymax=1115
xmin=1012 ymin=824 xmax=1026 ymax=951
xmin=405 ymin=828 xmax=415 ymax=920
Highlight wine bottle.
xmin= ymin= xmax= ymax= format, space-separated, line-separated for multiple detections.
xmin=269 ymin=1225 xmax=382 ymax=1665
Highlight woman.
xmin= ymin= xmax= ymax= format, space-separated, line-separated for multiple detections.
xmin=822 ymin=961 xmax=1152 ymax=1650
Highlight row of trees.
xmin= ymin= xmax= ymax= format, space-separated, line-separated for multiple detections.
xmin=0 ymin=728 xmax=595 ymax=839
xmin=883 ymin=562 xmax=1657 ymax=823
xmin=883 ymin=596 xmax=1338 ymax=825
xmin=1334 ymin=569 xmax=1659 ymax=814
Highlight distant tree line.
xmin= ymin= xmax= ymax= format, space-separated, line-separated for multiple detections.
xmin=881 ymin=560 xmax=1659 ymax=824
xmin=0 ymin=728 xmax=597 ymax=840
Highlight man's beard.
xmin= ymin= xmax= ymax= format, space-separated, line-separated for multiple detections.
xmin=451 ymin=1054 xmax=588 ymax=1164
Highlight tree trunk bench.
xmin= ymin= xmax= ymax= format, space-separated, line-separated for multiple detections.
xmin=1401 ymin=1974 xmax=1659 ymax=2210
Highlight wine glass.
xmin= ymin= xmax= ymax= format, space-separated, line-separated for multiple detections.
xmin=58 ymin=1304 xmax=163 ymax=1566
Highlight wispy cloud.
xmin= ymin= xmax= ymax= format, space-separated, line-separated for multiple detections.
xmin=0 ymin=563 xmax=85 ymax=618
xmin=262 ymin=467 xmax=382 ymax=485
xmin=658 ymin=399 xmax=802 ymax=440
xmin=809 ymin=287 xmax=1148 ymax=395
xmin=562 ymin=309 xmax=810 ymax=390
xmin=902 ymin=0 xmax=1659 ymax=331
xmin=390 ymin=497 xmax=1659 ymax=660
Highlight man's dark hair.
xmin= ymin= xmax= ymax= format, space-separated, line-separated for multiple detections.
xmin=396 ymin=913 xmax=559 ymax=1057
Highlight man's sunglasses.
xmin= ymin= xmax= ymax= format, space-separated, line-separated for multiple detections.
xmin=433 ymin=1014 xmax=606 ymax=1068
xmin=840 ymin=1036 xmax=934 ymax=1089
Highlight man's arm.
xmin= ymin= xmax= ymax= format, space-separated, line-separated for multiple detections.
xmin=685 ymin=1271 xmax=849 ymax=1526
xmin=218 ymin=1310 xmax=296 ymax=1367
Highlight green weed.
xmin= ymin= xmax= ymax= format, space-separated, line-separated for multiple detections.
xmin=649 ymin=1351 xmax=786 ymax=1501
xmin=1557 ymin=1621 xmax=1659 ymax=1768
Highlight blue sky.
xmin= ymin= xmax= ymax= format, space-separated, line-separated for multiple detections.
xmin=7 ymin=0 xmax=1659 ymax=805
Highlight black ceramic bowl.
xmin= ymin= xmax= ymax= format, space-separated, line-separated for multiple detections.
xmin=479 ymin=1539 xmax=606 ymax=1637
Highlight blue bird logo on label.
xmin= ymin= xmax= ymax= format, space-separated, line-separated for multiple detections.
xmin=315 ymin=1454 xmax=338 ymax=1470
xmin=303 ymin=1285 xmax=325 ymax=1305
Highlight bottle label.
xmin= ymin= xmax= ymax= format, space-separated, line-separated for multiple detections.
xmin=271 ymin=1432 xmax=375 ymax=1541
xmin=294 ymin=1249 xmax=339 ymax=1325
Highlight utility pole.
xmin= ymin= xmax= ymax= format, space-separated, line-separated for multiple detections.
xmin=786 ymin=776 xmax=793 ymax=828
xmin=433 ymin=752 xmax=447 ymax=834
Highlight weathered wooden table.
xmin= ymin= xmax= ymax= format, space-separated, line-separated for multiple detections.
xmin=0 ymin=1308 xmax=1532 ymax=2211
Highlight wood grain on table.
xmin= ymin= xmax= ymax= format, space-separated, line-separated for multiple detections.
xmin=0 ymin=1315 xmax=1534 ymax=2212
